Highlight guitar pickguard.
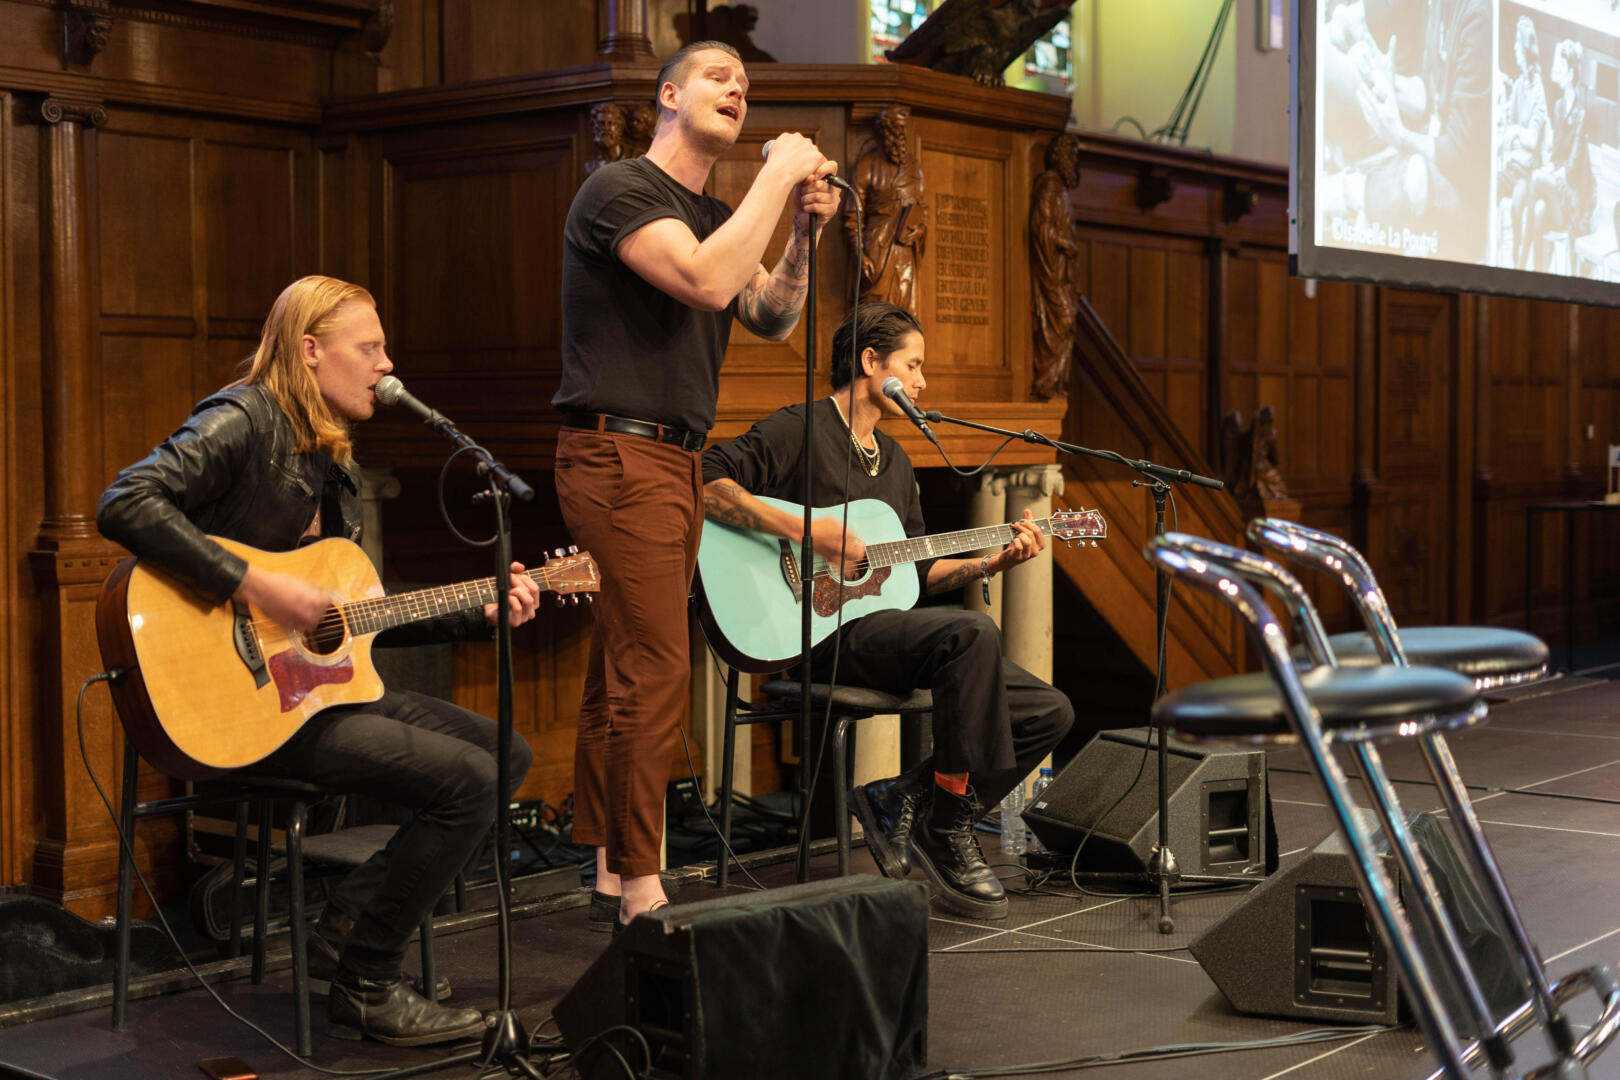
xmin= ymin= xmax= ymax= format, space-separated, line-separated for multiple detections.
xmin=813 ymin=566 xmax=891 ymax=616
xmin=267 ymin=649 xmax=355 ymax=712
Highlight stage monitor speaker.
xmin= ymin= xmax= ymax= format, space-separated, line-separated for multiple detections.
xmin=1190 ymin=810 xmax=1524 ymax=1026
xmin=555 ymin=875 xmax=929 ymax=1080
xmin=1023 ymin=728 xmax=1269 ymax=876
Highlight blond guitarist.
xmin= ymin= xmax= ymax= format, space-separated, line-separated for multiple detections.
xmin=97 ymin=275 xmax=540 ymax=1048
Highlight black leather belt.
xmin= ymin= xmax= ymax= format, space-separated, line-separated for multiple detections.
xmin=564 ymin=412 xmax=706 ymax=452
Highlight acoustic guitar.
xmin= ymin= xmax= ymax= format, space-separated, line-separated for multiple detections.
xmin=696 ymin=496 xmax=1106 ymax=673
xmin=96 ymin=536 xmax=599 ymax=779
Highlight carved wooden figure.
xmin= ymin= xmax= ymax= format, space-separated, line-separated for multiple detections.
xmin=625 ymin=102 xmax=657 ymax=158
xmin=1029 ymin=134 xmax=1080 ymax=399
xmin=585 ymin=102 xmax=627 ymax=176
xmin=845 ymin=106 xmax=928 ymax=315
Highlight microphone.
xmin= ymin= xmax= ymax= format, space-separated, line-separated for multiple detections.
xmin=881 ymin=376 xmax=938 ymax=445
xmin=374 ymin=375 xmax=447 ymax=426
xmin=761 ymin=139 xmax=853 ymax=191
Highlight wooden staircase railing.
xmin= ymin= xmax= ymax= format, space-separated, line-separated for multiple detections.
xmin=1052 ymin=296 xmax=1248 ymax=688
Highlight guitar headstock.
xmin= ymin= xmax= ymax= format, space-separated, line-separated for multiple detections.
xmin=541 ymin=550 xmax=601 ymax=601
xmin=1051 ymin=508 xmax=1107 ymax=546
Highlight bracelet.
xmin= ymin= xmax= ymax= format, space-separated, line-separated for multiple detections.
xmin=980 ymin=553 xmax=994 ymax=605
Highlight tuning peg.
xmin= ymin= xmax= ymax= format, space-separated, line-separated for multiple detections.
xmin=1090 ymin=540 xmax=1098 ymax=548
xmin=568 ymin=544 xmax=578 ymax=554
xmin=553 ymin=547 xmax=566 ymax=559
xmin=554 ymin=595 xmax=566 ymax=607
xmin=570 ymin=594 xmax=581 ymax=605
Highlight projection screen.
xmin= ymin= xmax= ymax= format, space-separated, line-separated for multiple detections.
xmin=1293 ymin=0 xmax=1620 ymax=306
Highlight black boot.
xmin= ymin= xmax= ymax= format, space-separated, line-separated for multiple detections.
xmin=327 ymin=969 xmax=484 ymax=1047
xmin=850 ymin=766 xmax=931 ymax=879
xmin=309 ymin=908 xmax=452 ymax=1002
xmin=909 ymin=785 xmax=1007 ymax=919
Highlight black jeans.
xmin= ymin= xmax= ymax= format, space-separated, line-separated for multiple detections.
xmin=244 ymin=689 xmax=533 ymax=980
xmin=811 ymin=607 xmax=1074 ymax=807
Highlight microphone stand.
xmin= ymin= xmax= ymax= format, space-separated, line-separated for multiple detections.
xmin=794 ymin=218 xmax=819 ymax=881
xmin=366 ymin=411 xmax=543 ymax=1079
xmin=926 ymin=411 xmax=1251 ymax=934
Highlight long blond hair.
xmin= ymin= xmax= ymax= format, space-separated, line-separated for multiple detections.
xmin=232 ymin=275 xmax=374 ymax=463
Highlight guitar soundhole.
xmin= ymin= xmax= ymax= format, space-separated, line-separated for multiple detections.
xmin=304 ymin=607 xmax=346 ymax=656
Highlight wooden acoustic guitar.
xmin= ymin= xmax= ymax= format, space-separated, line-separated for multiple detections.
xmin=96 ymin=536 xmax=600 ymax=779
xmin=696 ymin=496 xmax=1106 ymax=673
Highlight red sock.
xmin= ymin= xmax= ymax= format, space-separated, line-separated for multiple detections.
xmin=934 ymin=772 xmax=969 ymax=796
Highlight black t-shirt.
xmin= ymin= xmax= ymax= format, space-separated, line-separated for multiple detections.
xmin=555 ymin=157 xmax=736 ymax=433
xmin=701 ymin=398 xmax=938 ymax=589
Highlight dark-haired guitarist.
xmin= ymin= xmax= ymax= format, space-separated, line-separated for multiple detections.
xmin=702 ymin=301 xmax=1075 ymax=920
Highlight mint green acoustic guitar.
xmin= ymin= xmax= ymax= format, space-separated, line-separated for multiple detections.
xmin=695 ymin=495 xmax=1107 ymax=672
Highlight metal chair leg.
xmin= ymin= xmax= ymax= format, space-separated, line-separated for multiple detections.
xmin=228 ymin=800 xmax=249 ymax=961
xmin=252 ymin=799 xmax=272 ymax=985
xmin=287 ymin=800 xmax=312 ymax=1059
xmin=1422 ymin=734 xmax=1581 ymax=1056
xmin=832 ymin=716 xmax=853 ymax=878
xmin=1350 ymin=742 xmax=1515 ymax=1074
xmin=419 ymin=916 xmax=437 ymax=1003
xmin=718 ymin=667 xmax=740 ymax=889
xmin=112 ymin=741 xmax=139 ymax=1033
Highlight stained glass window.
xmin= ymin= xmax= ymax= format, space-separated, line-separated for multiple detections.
xmin=870 ymin=0 xmax=933 ymax=60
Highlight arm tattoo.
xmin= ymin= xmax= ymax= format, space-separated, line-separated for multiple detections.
xmin=739 ymin=231 xmax=811 ymax=340
xmin=927 ymin=560 xmax=982 ymax=596
xmin=704 ymin=479 xmax=765 ymax=531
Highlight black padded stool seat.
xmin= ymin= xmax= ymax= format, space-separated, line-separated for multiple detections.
xmin=712 ymin=681 xmax=933 ymax=883
xmin=1326 ymin=627 xmax=1550 ymax=687
xmin=1155 ymin=665 xmax=1484 ymax=742
xmin=758 ymin=680 xmax=934 ymax=714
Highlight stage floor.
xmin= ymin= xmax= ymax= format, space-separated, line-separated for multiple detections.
xmin=1 ymin=676 xmax=1618 ymax=1079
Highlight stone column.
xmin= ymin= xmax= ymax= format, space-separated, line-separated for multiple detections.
xmin=964 ymin=471 xmax=1008 ymax=625
xmin=597 ymin=0 xmax=658 ymax=61
xmin=1001 ymin=464 xmax=1064 ymax=685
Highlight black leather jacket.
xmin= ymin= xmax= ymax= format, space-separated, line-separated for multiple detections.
xmin=98 ymin=384 xmax=485 ymax=643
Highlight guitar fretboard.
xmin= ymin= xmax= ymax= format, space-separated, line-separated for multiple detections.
xmin=338 ymin=569 xmax=549 ymax=636
xmin=860 ymin=519 xmax=1056 ymax=570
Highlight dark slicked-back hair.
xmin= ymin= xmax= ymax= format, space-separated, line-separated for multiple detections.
xmin=655 ymin=40 xmax=743 ymax=120
xmin=831 ymin=302 xmax=923 ymax=390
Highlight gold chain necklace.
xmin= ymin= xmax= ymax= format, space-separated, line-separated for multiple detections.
xmin=831 ymin=396 xmax=881 ymax=477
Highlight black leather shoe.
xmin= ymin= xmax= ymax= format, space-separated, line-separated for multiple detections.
xmin=327 ymin=971 xmax=484 ymax=1047
xmin=586 ymin=876 xmax=682 ymax=933
xmin=908 ymin=786 xmax=1007 ymax=919
xmin=309 ymin=909 xmax=451 ymax=1002
xmin=851 ymin=770 xmax=930 ymax=879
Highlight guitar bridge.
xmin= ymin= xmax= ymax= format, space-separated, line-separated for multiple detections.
xmin=231 ymin=599 xmax=271 ymax=689
xmin=778 ymin=540 xmax=803 ymax=602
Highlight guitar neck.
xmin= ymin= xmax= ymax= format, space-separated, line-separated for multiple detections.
xmin=865 ymin=519 xmax=1054 ymax=570
xmin=338 ymin=568 xmax=549 ymax=636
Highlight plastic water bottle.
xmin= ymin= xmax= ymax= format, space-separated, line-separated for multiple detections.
xmin=1026 ymin=767 xmax=1055 ymax=853
xmin=1000 ymin=783 xmax=1027 ymax=857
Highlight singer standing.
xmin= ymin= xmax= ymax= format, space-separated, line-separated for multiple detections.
xmin=98 ymin=275 xmax=543 ymax=1047
xmin=701 ymin=302 xmax=1074 ymax=919
xmin=554 ymin=40 xmax=842 ymax=931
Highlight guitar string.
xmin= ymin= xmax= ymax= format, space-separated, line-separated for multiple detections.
xmin=242 ymin=563 xmax=593 ymax=637
xmin=802 ymin=515 xmax=1097 ymax=579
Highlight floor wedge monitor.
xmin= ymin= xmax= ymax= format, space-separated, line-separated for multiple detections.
xmin=1024 ymin=728 xmax=1269 ymax=876
xmin=1190 ymin=810 xmax=1524 ymax=1026
xmin=555 ymin=875 xmax=930 ymax=1080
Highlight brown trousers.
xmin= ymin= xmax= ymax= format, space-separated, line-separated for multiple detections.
xmin=554 ymin=428 xmax=703 ymax=877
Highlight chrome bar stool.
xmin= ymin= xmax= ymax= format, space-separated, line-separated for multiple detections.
xmin=1147 ymin=533 xmax=1618 ymax=1079
xmin=1249 ymin=518 xmax=1618 ymax=1078
xmin=1250 ymin=518 xmax=1549 ymax=692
